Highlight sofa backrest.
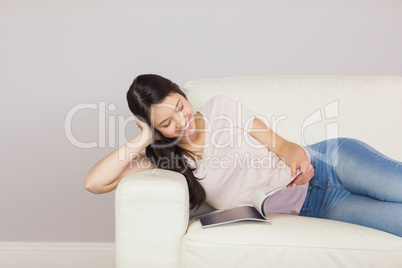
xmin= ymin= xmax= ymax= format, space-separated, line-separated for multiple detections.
xmin=183 ymin=75 xmax=402 ymax=162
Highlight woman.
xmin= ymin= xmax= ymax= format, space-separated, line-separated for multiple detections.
xmin=85 ymin=74 xmax=402 ymax=237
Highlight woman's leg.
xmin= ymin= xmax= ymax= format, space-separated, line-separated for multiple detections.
xmin=300 ymin=137 xmax=402 ymax=237
xmin=324 ymin=194 xmax=402 ymax=237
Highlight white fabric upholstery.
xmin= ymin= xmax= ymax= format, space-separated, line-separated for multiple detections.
xmin=115 ymin=75 xmax=402 ymax=268
xmin=183 ymin=215 xmax=402 ymax=268
xmin=115 ymin=169 xmax=189 ymax=268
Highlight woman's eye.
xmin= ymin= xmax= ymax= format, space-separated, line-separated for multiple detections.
xmin=163 ymin=105 xmax=184 ymax=127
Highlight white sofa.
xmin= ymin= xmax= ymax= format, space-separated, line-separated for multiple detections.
xmin=115 ymin=75 xmax=402 ymax=268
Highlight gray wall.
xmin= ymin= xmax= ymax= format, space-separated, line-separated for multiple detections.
xmin=1 ymin=0 xmax=401 ymax=242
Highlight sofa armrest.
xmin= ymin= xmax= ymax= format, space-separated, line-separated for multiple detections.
xmin=115 ymin=169 xmax=189 ymax=268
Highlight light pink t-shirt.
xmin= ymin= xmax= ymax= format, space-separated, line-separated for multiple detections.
xmin=184 ymin=95 xmax=310 ymax=215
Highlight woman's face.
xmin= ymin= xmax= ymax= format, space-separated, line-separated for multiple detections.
xmin=149 ymin=93 xmax=196 ymax=140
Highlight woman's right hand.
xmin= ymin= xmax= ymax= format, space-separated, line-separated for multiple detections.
xmin=134 ymin=115 xmax=162 ymax=144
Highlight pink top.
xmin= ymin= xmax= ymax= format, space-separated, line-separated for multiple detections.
xmin=184 ymin=95 xmax=310 ymax=215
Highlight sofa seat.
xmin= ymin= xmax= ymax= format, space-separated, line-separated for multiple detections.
xmin=182 ymin=214 xmax=402 ymax=267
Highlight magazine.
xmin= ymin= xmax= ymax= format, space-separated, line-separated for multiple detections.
xmin=196 ymin=169 xmax=302 ymax=228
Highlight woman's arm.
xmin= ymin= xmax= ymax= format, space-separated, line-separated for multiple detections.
xmin=84 ymin=131 xmax=152 ymax=194
xmin=249 ymin=117 xmax=314 ymax=186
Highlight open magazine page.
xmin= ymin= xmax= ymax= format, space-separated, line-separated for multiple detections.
xmin=251 ymin=184 xmax=289 ymax=219
xmin=197 ymin=206 xmax=268 ymax=228
xmin=196 ymin=169 xmax=302 ymax=228
xmin=251 ymin=169 xmax=302 ymax=218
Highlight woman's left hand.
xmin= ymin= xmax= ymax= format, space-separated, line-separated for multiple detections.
xmin=289 ymin=160 xmax=314 ymax=187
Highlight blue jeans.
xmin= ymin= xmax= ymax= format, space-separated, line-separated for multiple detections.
xmin=299 ymin=138 xmax=402 ymax=237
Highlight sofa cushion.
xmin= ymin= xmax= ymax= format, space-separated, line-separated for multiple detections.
xmin=181 ymin=213 xmax=402 ymax=268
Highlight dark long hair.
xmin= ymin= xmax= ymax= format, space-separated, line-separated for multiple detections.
xmin=126 ymin=74 xmax=206 ymax=210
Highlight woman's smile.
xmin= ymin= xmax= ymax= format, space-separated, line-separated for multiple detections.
xmin=179 ymin=119 xmax=193 ymax=133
